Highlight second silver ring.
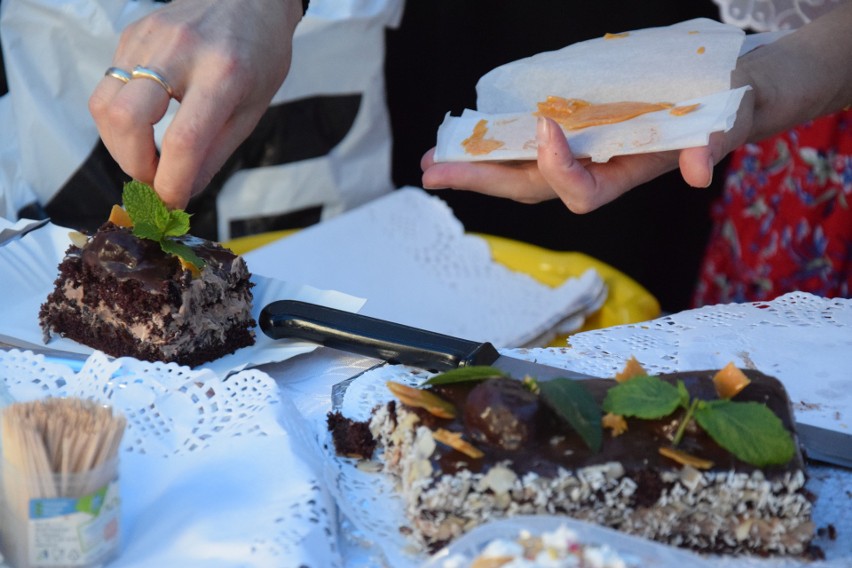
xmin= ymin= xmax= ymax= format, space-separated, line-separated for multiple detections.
xmin=131 ymin=65 xmax=175 ymax=98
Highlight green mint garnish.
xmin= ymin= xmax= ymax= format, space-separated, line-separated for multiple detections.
xmin=424 ymin=366 xmax=507 ymax=385
xmin=537 ymin=378 xmax=602 ymax=453
xmin=603 ymin=374 xmax=795 ymax=467
xmin=694 ymin=400 xmax=796 ymax=467
xmin=122 ymin=181 xmax=205 ymax=270
xmin=602 ymin=375 xmax=684 ymax=419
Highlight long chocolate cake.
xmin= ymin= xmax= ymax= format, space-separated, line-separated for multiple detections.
xmin=39 ymin=184 xmax=256 ymax=367
xmin=329 ymin=364 xmax=814 ymax=557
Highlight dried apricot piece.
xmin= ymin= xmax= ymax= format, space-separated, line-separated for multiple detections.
xmin=433 ymin=428 xmax=484 ymax=459
xmin=108 ymin=204 xmax=133 ymax=228
xmin=659 ymin=446 xmax=714 ymax=470
xmin=386 ymin=381 xmax=456 ymax=419
xmin=713 ymin=362 xmax=751 ymax=399
xmin=614 ymin=355 xmax=646 ymax=382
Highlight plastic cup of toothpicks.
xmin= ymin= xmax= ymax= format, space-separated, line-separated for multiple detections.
xmin=0 ymin=397 xmax=125 ymax=568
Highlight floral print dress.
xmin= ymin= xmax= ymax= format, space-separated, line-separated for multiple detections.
xmin=693 ymin=109 xmax=852 ymax=307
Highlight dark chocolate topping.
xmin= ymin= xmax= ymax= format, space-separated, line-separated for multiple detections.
xmin=81 ymin=223 xmax=237 ymax=291
xmin=410 ymin=370 xmax=802 ymax=478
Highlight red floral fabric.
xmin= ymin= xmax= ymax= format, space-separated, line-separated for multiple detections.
xmin=693 ymin=109 xmax=852 ymax=307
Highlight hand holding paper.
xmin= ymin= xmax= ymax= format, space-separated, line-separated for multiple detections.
xmin=423 ymin=7 xmax=852 ymax=213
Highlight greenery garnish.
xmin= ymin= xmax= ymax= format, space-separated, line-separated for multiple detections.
xmin=122 ymin=181 xmax=205 ymax=270
xmin=536 ymin=378 xmax=602 ymax=453
xmin=600 ymin=375 xmax=685 ymax=418
xmin=694 ymin=400 xmax=796 ymax=467
xmin=603 ymin=375 xmax=795 ymax=467
xmin=423 ymin=366 xmax=507 ymax=385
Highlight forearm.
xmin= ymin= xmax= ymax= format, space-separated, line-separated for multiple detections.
xmin=737 ymin=1 xmax=852 ymax=143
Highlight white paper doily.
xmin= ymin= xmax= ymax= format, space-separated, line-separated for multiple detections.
xmin=0 ymin=349 xmax=342 ymax=568
xmin=326 ymin=292 xmax=852 ymax=567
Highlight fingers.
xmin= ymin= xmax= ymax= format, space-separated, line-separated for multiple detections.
xmin=90 ymin=69 xmax=174 ymax=187
xmin=678 ymin=146 xmax=715 ymax=188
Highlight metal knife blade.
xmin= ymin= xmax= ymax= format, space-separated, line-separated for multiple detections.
xmin=796 ymin=423 xmax=852 ymax=469
xmin=259 ymin=300 xmax=596 ymax=381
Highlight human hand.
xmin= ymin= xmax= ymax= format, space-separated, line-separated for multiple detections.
xmin=421 ymin=91 xmax=754 ymax=215
xmin=89 ymin=0 xmax=302 ymax=209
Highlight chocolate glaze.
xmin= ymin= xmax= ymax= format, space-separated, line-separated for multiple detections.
xmin=408 ymin=370 xmax=803 ymax=479
xmin=81 ymin=223 xmax=238 ymax=291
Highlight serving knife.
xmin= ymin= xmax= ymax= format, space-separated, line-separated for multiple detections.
xmin=259 ymin=300 xmax=852 ymax=469
xmin=259 ymin=300 xmax=597 ymax=381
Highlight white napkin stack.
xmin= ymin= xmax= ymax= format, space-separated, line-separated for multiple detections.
xmin=245 ymin=187 xmax=606 ymax=348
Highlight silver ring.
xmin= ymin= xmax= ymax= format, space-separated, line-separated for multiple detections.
xmin=131 ymin=65 xmax=175 ymax=97
xmin=104 ymin=66 xmax=131 ymax=84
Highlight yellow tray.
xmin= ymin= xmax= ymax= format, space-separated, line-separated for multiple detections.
xmin=224 ymin=230 xmax=660 ymax=346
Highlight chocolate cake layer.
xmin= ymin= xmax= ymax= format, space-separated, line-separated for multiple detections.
xmin=346 ymin=370 xmax=813 ymax=556
xmin=39 ymin=223 xmax=256 ymax=366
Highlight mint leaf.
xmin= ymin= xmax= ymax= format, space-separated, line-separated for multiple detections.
xmin=694 ymin=400 xmax=796 ymax=467
xmin=160 ymin=239 xmax=205 ymax=270
xmin=121 ymin=181 xmax=205 ymax=270
xmin=676 ymin=380 xmax=690 ymax=409
xmin=538 ymin=379 xmax=602 ymax=452
xmin=602 ymin=375 xmax=682 ymax=419
xmin=162 ymin=209 xmax=191 ymax=238
xmin=424 ymin=366 xmax=507 ymax=386
xmin=123 ymin=180 xmax=171 ymax=240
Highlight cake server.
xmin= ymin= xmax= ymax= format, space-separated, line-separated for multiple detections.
xmin=259 ymin=300 xmax=852 ymax=469
xmin=259 ymin=299 xmax=596 ymax=381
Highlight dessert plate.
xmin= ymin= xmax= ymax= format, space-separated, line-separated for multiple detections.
xmin=0 ymin=220 xmax=365 ymax=377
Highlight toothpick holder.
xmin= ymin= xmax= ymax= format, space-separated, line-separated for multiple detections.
xmin=0 ymin=455 xmax=121 ymax=568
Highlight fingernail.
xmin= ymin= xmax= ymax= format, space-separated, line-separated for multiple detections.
xmin=537 ymin=116 xmax=552 ymax=144
xmin=704 ymin=157 xmax=715 ymax=188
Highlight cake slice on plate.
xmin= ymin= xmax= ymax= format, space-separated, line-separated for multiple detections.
xmin=39 ymin=182 xmax=255 ymax=367
xmin=329 ymin=361 xmax=815 ymax=558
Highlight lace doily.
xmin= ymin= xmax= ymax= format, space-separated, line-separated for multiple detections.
xmin=328 ymin=292 xmax=852 ymax=567
xmin=713 ymin=0 xmax=844 ymax=31
xmin=0 ymin=349 xmax=341 ymax=568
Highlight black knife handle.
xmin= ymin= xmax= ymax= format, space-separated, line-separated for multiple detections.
xmin=259 ymin=300 xmax=500 ymax=372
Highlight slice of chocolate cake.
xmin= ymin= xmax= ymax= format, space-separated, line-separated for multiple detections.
xmin=40 ymin=221 xmax=255 ymax=366
xmin=331 ymin=366 xmax=815 ymax=558
xmin=39 ymin=216 xmax=256 ymax=367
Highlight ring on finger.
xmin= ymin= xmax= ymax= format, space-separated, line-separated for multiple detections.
xmin=131 ymin=65 xmax=175 ymax=97
xmin=104 ymin=66 xmax=132 ymax=84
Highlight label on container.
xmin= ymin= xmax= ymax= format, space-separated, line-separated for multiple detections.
xmin=27 ymin=480 xmax=120 ymax=567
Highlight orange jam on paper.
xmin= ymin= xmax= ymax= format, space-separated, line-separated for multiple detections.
xmin=462 ymin=119 xmax=505 ymax=155
xmin=535 ymin=96 xmax=673 ymax=131
xmin=603 ymin=32 xmax=629 ymax=39
xmin=670 ymin=103 xmax=701 ymax=116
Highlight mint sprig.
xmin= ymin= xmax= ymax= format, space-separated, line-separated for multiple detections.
xmin=601 ymin=375 xmax=685 ymax=419
xmin=122 ymin=181 xmax=205 ymax=270
xmin=603 ymin=375 xmax=795 ymax=467
xmin=695 ymin=400 xmax=796 ymax=467
xmin=537 ymin=378 xmax=602 ymax=452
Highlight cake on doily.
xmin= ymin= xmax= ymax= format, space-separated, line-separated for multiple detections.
xmin=39 ymin=183 xmax=255 ymax=367
xmin=330 ymin=362 xmax=815 ymax=558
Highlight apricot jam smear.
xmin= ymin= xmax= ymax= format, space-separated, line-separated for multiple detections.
xmin=536 ymin=96 xmax=673 ymax=131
